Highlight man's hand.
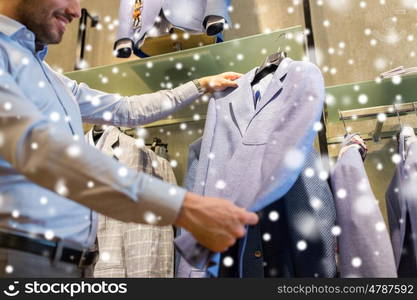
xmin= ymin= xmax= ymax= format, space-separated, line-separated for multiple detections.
xmin=174 ymin=192 xmax=259 ymax=252
xmin=198 ymin=72 xmax=242 ymax=93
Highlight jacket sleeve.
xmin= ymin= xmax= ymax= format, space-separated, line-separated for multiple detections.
xmin=0 ymin=62 xmax=186 ymax=226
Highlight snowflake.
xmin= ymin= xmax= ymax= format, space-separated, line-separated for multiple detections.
xmin=193 ymin=114 xmax=201 ymax=121
xmin=351 ymin=257 xmax=362 ymax=268
xmin=5 ymin=265 xmax=13 ymax=274
xmin=310 ymin=197 xmax=323 ymax=210
xmin=304 ymin=168 xmax=315 ymax=178
xmin=353 ymin=196 xmax=376 ymax=215
xmin=170 ymin=160 xmax=178 ymax=168
xmin=100 ymin=251 xmax=110 ymax=262
xmin=40 ymin=196 xmax=48 ymax=205
xmin=55 ymin=180 xmax=68 ymax=196
xmin=319 ymin=170 xmax=329 ymax=181
xmin=392 ymin=76 xmax=402 ymax=85
xmin=44 ymin=230 xmax=54 ymax=240
xmin=263 ymin=233 xmax=271 ymax=242
xmin=11 ymin=210 xmax=19 ymax=218
xmin=118 ymin=167 xmax=128 ymax=177
xmin=269 ymin=211 xmax=279 ymax=222
xmin=169 ymin=188 xmax=177 ymax=196
xmin=102 ymin=111 xmax=112 ymax=121
xmin=313 ymin=122 xmax=323 ymax=132
xmin=392 ymin=154 xmax=401 ymax=164
xmin=66 ymin=145 xmax=81 ymax=158
xmin=50 ymin=112 xmax=61 ymax=122
xmin=375 ymin=222 xmax=386 ymax=232
xmin=358 ymin=94 xmax=368 ymax=105
xmin=223 ymin=256 xmax=234 ymax=267
xmin=297 ymin=240 xmax=307 ymax=251
xmin=144 ymin=211 xmax=158 ymax=225
xmin=215 ymin=180 xmax=226 ymax=190
xmin=331 ymin=226 xmax=342 ymax=236
xmin=284 ymin=148 xmax=305 ymax=170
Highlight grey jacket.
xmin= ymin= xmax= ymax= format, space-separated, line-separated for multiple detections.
xmin=331 ymin=146 xmax=397 ymax=277
xmin=175 ymin=58 xmax=326 ymax=275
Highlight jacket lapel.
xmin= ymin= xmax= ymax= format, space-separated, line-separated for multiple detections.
xmin=228 ymin=68 xmax=257 ymax=135
xmin=229 ymin=58 xmax=292 ymax=135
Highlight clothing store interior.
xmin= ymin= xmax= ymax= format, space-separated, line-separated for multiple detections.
xmin=2 ymin=0 xmax=417 ymax=279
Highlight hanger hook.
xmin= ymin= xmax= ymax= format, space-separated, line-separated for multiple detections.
xmin=339 ymin=110 xmax=348 ymax=136
xmin=275 ymin=32 xmax=289 ymax=53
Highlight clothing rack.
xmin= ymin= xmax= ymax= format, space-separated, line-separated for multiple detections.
xmin=75 ymin=8 xmax=99 ymax=70
xmin=327 ymin=102 xmax=417 ymax=144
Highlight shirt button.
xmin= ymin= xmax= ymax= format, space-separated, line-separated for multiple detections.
xmin=254 ymin=250 xmax=262 ymax=258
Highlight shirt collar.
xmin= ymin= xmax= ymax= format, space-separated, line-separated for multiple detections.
xmin=0 ymin=14 xmax=48 ymax=60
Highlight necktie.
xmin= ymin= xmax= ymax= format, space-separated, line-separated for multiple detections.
xmin=254 ymin=90 xmax=261 ymax=109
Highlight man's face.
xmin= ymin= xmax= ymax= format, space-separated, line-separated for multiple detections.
xmin=16 ymin=0 xmax=81 ymax=45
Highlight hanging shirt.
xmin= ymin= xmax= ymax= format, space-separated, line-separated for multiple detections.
xmin=386 ymin=126 xmax=417 ymax=276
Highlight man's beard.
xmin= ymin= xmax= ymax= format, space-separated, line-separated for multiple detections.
xmin=16 ymin=1 xmax=63 ymax=46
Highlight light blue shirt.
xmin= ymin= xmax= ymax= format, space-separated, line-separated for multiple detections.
xmin=0 ymin=15 xmax=201 ymax=247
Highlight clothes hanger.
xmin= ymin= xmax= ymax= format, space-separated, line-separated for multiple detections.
xmin=394 ymin=104 xmax=404 ymax=150
xmin=251 ymin=33 xmax=288 ymax=86
xmin=339 ymin=110 xmax=349 ymax=137
xmin=92 ymin=125 xmax=105 ymax=143
xmin=394 ymin=104 xmax=403 ymax=130
xmin=92 ymin=124 xmax=104 ymax=132
xmin=117 ymin=126 xmax=136 ymax=138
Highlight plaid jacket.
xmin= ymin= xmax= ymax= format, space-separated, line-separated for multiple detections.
xmin=86 ymin=127 xmax=175 ymax=277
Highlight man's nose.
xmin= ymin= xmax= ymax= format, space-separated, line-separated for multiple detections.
xmin=66 ymin=0 xmax=82 ymax=19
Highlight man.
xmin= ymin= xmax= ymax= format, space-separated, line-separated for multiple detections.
xmin=0 ymin=0 xmax=258 ymax=277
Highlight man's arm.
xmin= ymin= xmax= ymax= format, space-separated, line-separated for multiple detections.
xmin=56 ymin=68 xmax=202 ymax=126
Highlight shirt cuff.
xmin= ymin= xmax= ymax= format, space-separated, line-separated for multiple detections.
xmin=136 ymin=173 xmax=186 ymax=226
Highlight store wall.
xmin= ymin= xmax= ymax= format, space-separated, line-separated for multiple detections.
xmin=311 ymin=0 xmax=417 ymax=86
xmin=48 ymin=0 xmax=417 ymax=86
xmin=47 ymin=0 xmax=138 ymax=73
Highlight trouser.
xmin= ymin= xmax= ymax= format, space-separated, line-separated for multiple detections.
xmin=0 ymin=248 xmax=91 ymax=278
